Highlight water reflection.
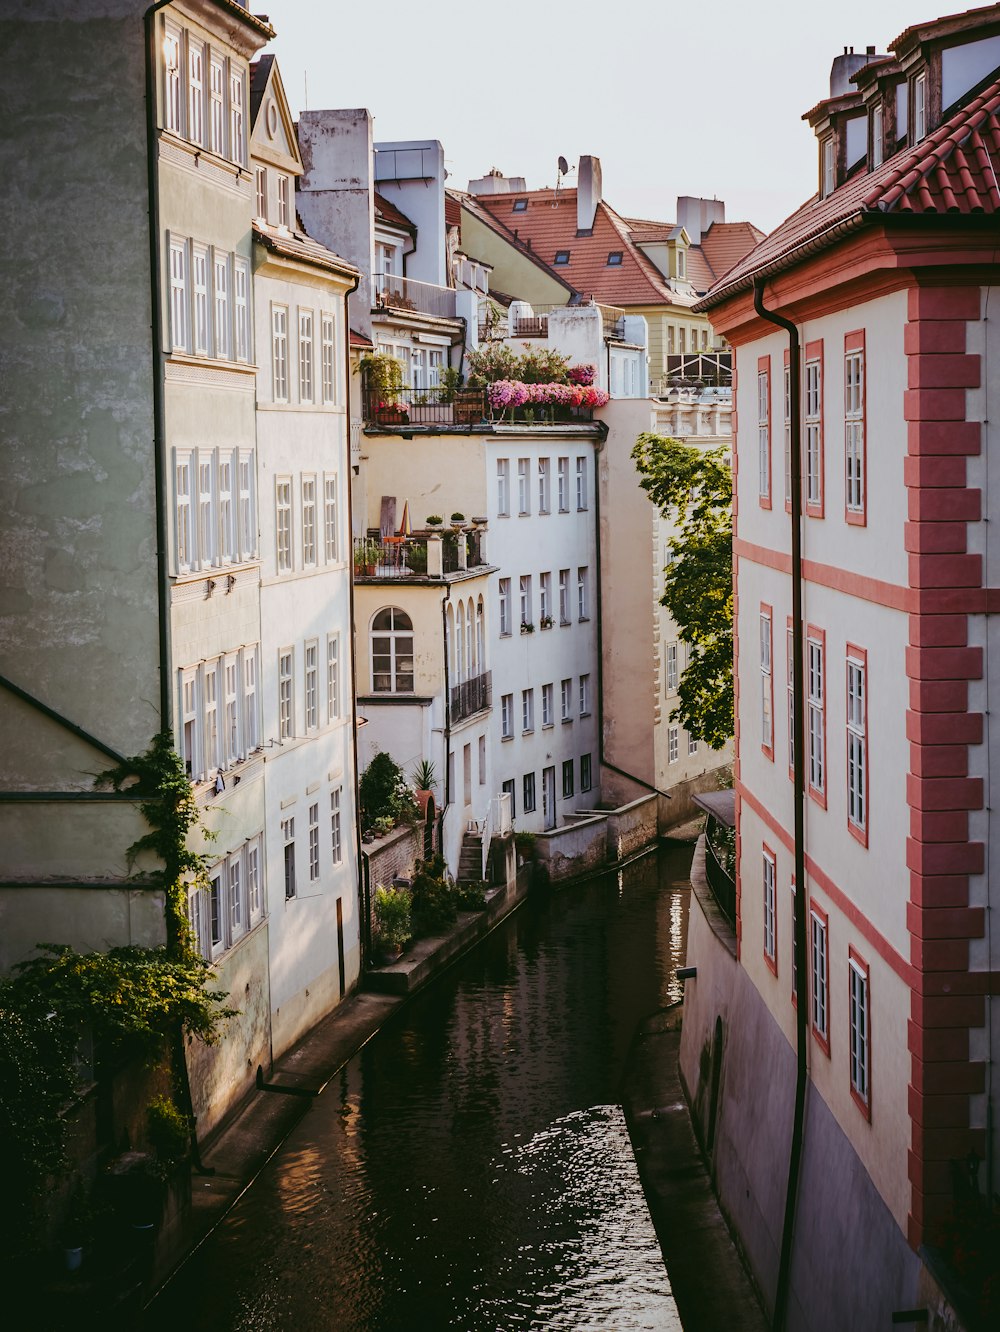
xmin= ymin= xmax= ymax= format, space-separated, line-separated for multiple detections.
xmin=149 ymin=846 xmax=692 ymax=1330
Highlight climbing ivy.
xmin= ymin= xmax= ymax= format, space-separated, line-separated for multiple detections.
xmin=96 ymin=730 xmax=215 ymax=958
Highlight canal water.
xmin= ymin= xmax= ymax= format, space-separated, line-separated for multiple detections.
xmin=149 ymin=844 xmax=693 ymax=1331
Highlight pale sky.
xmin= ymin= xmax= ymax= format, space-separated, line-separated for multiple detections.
xmin=265 ymin=0 xmax=927 ymax=235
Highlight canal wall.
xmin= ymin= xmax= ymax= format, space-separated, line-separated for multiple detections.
xmin=678 ymin=836 xmax=923 ymax=1332
xmin=533 ymin=792 xmax=660 ymax=883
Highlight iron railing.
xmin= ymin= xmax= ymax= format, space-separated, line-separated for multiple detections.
xmin=662 ymin=352 xmax=732 ymax=388
xmin=704 ymin=818 xmax=737 ymax=927
xmin=363 ymin=385 xmax=486 ymax=428
xmin=353 ymin=532 xmax=487 ymax=579
xmin=373 ymin=272 xmax=457 ymax=320
xmin=450 ymin=670 xmax=492 ymax=725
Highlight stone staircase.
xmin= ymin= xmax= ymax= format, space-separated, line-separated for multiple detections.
xmin=457 ymin=828 xmax=483 ymax=884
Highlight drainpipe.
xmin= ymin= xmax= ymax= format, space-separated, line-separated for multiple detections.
xmin=441 ymin=585 xmax=453 ymax=812
xmin=144 ymin=0 xmax=174 ymax=726
xmin=341 ymin=270 xmax=366 ymax=958
xmin=753 ymin=278 xmax=806 ymax=1332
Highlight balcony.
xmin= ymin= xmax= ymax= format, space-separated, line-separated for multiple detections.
xmin=373 ymin=272 xmax=457 ymax=321
xmin=450 ymin=670 xmax=492 ymax=725
xmin=504 ymin=302 xmax=627 ymax=341
xmin=655 ymin=352 xmax=732 ymax=393
xmin=353 ymin=531 xmax=488 ymax=580
xmin=694 ymin=791 xmax=736 ymax=929
xmin=362 ymin=385 xmax=599 ymax=430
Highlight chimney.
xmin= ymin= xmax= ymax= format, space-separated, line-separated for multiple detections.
xmin=676 ymin=196 xmax=725 ymax=244
xmin=577 ymin=155 xmax=602 ymax=233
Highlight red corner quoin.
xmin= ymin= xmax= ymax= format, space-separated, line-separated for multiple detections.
xmin=903 ymin=284 xmax=985 ymax=1248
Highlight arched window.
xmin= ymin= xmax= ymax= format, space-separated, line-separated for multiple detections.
xmin=371 ymin=607 xmax=413 ymax=693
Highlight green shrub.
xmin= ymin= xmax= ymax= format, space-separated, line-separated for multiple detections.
xmin=360 ymin=751 xmax=418 ymax=827
xmin=147 ymin=1095 xmax=189 ymax=1166
xmin=373 ymin=885 xmax=412 ymax=953
xmin=455 ymin=880 xmax=487 ymax=911
xmin=409 ymin=855 xmax=458 ymax=935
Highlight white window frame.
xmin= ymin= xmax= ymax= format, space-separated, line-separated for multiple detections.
xmin=234 ymin=258 xmax=250 ymax=362
xmin=282 ymin=816 xmax=296 ymax=900
xmin=229 ymin=66 xmax=246 ymax=167
xmin=237 ymin=449 xmax=255 ymax=562
xmin=783 ymin=363 xmax=792 ymax=506
xmin=209 ymin=54 xmax=226 ymax=155
xmin=254 ymin=164 xmax=267 ymax=221
xmin=758 ymin=366 xmax=770 ymax=502
xmin=327 ymin=634 xmax=341 ymax=723
xmin=497 ymin=459 xmax=510 ymax=517
xmin=668 ymin=726 xmax=679 ymax=763
xmin=667 ymin=642 xmax=678 ymax=693
xmin=323 ymin=474 xmax=339 ymax=563
xmin=763 ymin=850 xmax=776 ymax=964
xmin=557 ymin=457 xmax=570 ymax=512
xmin=304 ymin=640 xmax=319 ymax=732
xmin=541 ymin=682 xmax=554 ymax=727
xmin=517 ymin=458 xmax=530 ymax=515
xmin=522 ymin=688 xmax=534 ymax=734
xmin=849 ymin=956 xmax=870 ymax=1109
xmin=561 ymin=678 xmax=572 ymax=722
xmin=576 ymin=456 xmax=588 ymax=510
xmin=196 ymin=451 xmax=215 ymax=570
xmin=559 ymin=570 xmax=571 ymax=625
xmin=279 ymin=649 xmax=294 ymax=739
xmin=760 ymin=610 xmax=773 ymax=752
xmin=538 ymin=458 xmax=551 ymax=514
xmin=914 ymin=72 xmax=927 ymax=142
xmin=299 ymin=308 xmax=314 ymax=403
xmin=847 ymin=653 xmax=867 ymax=836
xmin=577 ymin=567 xmax=589 ymax=620
xmin=163 ymin=23 xmax=182 ymax=134
xmin=191 ymin=243 xmax=210 ymax=355
xmin=213 ymin=250 xmax=231 ymax=359
xmin=330 ymin=789 xmax=343 ymax=865
xmin=501 ymin=692 xmax=513 ymax=739
xmin=579 ymin=673 xmax=591 ymax=717
xmin=276 ymin=477 xmax=293 ymax=574
xmin=175 ymin=451 xmax=194 ymax=573
xmin=808 ymin=634 xmax=825 ymax=797
xmin=308 ymin=802 xmax=320 ymax=882
xmin=187 ymin=38 xmax=205 ymax=146
xmin=805 ymin=357 xmax=822 ymax=508
xmin=519 ymin=574 xmax=532 ymax=629
xmin=499 ymin=577 xmax=511 ymax=636
xmin=302 ymin=475 xmax=317 ymax=567
xmin=272 ymin=304 xmax=289 ymax=401
xmin=244 ymin=648 xmax=259 ymax=751
xmin=845 ymin=348 xmax=865 ymax=515
xmin=217 ymin=450 xmax=235 ymax=564
xmin=277 ymin=173 xmax=291 ymax=228
xmin=321 ymin=314 xmax=336 ymax=404
xmin=169 ymin=236 xmax=189 ymax=352
xmin=811 ymin=908 xmax=829 ymax=1045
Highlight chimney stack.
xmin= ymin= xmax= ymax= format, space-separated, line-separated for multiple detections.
xmin=577 ymin=155 xmax=602 ymax=233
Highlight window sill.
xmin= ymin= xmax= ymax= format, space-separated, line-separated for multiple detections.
xmin=501 ymin=734 xmax=513 ymax=743
xmin=167 ymin=350 xmax=256 ymax=375
xmin=542 ymin=722 xmax=554 ymax=731
xmin=561 ymin=717 xmax=573 ymax=725
xmin=522 ymin=729 xmax=534 ymax=737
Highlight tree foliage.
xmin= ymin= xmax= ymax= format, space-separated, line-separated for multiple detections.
xmin=631 ymin=431 xmax=733 ymax=748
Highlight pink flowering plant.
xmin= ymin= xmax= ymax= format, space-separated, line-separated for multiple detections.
xmin=567 ymin=364 xmax=597 ymax=386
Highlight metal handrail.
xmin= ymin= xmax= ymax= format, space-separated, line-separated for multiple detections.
xmin=450 ymin=670 xmax=492 ymax=726
xmin=373 ymin=272 xmax=457 ymax=320
xmin=704 ymin=824 xmax=736 ymax=927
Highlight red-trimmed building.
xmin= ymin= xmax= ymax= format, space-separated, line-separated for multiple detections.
xmin=679 ymin=5 xmax=1000 ymax=1327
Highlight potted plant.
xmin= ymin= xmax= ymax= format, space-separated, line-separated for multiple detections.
xmin=539 ymin=614 xmax=554 ymax=629
xmin=412 ymin=758 xmax=437 ymax=792
xmin=437 ymin=366 xmax=462 ymax=404
xmin=426 ymin=514 xmax=443 ymax=528
xmin=450 ymin=511 xmax=466 ymax=529
xmin=354 ymin=537 xmax=382 ymax=576
xmin=520 ymin=621 xmax=535 ymax=634
xmin=373 ymin=884 xmax=412 ymax=962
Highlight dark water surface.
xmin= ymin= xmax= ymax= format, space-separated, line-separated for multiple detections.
xmin=149 ymin=845 xmax=692 ymax=1331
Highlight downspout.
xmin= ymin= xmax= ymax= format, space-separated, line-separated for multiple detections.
xmin=342 ymin=270 xmax=366 ymax=960
xmin=442 ymin=585 xmax=453 ymax=812
xmin=753 ymin=278 xmax=806 ymax=1332
xmin=144 ymin=0 xmax=173 ymax=727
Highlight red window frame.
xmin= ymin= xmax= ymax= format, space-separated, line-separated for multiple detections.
xmin=804 ymin=338 xmax=824 ymax=519
xmin=809 ymin=899 xmax=831 ymax=1057
xmin=846 ymin=643 xmax=869 ymax=847
xmin=760 ymin=602 xmax=774 ymax=761
xmin=848 ymin=945 xmax=872 ymax=1120
xmin=806 ymin=624 xmax=827 ymax=810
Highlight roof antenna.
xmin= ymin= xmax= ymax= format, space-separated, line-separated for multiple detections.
xmin=554 ymin=155 xmax=575 ymax=205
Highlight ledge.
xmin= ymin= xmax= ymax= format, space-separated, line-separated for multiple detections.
xmin=690 ymin=834 xmax=737 ymax=958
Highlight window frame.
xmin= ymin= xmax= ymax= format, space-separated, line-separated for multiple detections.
xmin=810 ymin=902 xmax=830 ymax=1056
xmin=278 ymin=648 xmax=294 ymax=739
xmin=517 ymin=458 xmax=530 ymax=515
xmin=523 ymin=771 xmax=536 ymax=813
xmin=557 ymin=457 xmax=570 ymax=512
xmin=501 ymin=692 xmax=514 ymax=740
xmin=844 ymin=331 xmax=866 ymax=525
xmin=272 ymin=304 xmax=289 ymax=401
xmin=760 ymin=604 xmax=774 ymax=761
xmin=321 ymin=313 xmax=337 ymax=404
xmin=849 ymin=947 xmax=872 ymax=1119
xmin=304 ymin=639 xmax=319 ymax=732
xmin=804 ymin=340 xmax=824 ymax=518
xmin=521 ymin=688 xmax=534 ymax=734
xmin=497 ymin=458 xmax=510 ymax=517
xmin=498 ymin=577 xmax=512 ymax=637
xmin=763 ymin=846 xmax=777 ymax=975
xmin=538 ymin=458 xmax=551 ymax=514
xmin=806 ymin=625 xmax=826 ymax=808
xmin=371 ymin=606 xmax=414 ymax=694
xmin=576 ymin=456 xmax=588 ymax=511
xmin=846 ymin=645 xmax=868 ymax=846
xmin=757 ymin=355 xmax=771 ymax=508
xmin=580 ymin=753 xmax=592 ymax=792
xmin=326 ymin=633 xmax=341 ymax=723
xmin=275 ymin=476 xmax=293 ymax=574
xmin=298 ymin=308 xmax=314 ymax=404
xmin=562 ymin=759 xmax=574 ymax=799
xmin=301 ymin=475 xmax=317 ymax=567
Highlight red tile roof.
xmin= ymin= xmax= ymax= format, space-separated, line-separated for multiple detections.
xmin=350 ymin=328 xmax=374 ymax=349
xmin=698 ymin=75 xmax=1000 ymax=309
xmin=254 ymin=219 xmax=359 ymax=280
xmin=445 ymin=194 xmax=461 ymax=228
xmin=374 ymin=191 xmax=416 ymax=235
xmin=699 ymin=221 xmax=768 ymax=281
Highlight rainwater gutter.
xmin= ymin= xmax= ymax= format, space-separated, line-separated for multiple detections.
xmin=753 ymin=278 xmax=807 ymax=1332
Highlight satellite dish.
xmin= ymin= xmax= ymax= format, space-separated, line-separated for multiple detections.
xmin=558 ymin=156 xmax=569 ymax=176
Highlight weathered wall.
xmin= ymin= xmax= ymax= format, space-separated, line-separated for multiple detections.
xmin=534 ymin=814 xmax=608 ymax=881
xmin=605 ymin=793 xmax=658 ymax=861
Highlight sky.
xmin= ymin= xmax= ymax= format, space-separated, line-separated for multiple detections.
xmin=264 ymin=0 xmax=928 ymax=234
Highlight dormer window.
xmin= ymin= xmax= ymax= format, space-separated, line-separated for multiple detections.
xmin=255 ymin=165 xmax=267 ymax=221
xmin=821 ymin=136 xmax=835 ymax=197
xmin=677 ymin=248 xmax=686 ymax=280
xmin=871 ymin=104 xmax=883 ymax=169
xmin=277 ymin=174 xmax=290 ymax=228
xmin=913 ymin=72 xmax=927 ymax=141
xmin=554 ymin=250 xmax=570 ymax=265
xmin=512 ymin=199 xmax=528 ymax=212
xmin=607 ymin=251 xmax=623 ymax=266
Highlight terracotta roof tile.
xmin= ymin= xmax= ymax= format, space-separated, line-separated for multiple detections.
xmin=254 ymin=219 xmax=359 ymax=279
xmin=699 ymin=75 xmax=1000 ymax=307
xmin=350 ymin=328 xmax=374 ymax=349
xmin=445 ymin=194 xmax=461 ymax=228
xmin=699 ymin=221 xmax=768 ymax=282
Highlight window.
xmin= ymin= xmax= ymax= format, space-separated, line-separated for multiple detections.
xmin=783 ymin=359 xmax=792 ymax=507
xmin=330 ymin=788 xmax=342 ymax=865
xmin=222 ymin=655 xmax=239 ymax=766
xmin=213 ymin=251 xmax=231 ymax=359
xmin=554 ymin=250 xmax=570 ymax=265
xmin=244 ymin=650 xmax=259 ymax=751
xmin=277 ymin=174 xmax=290 ymax=228
xmin=577 ymin=567 xmax=589 ymax=620
xmin=760 ymin=607 xmax=773 ymax=758
xmin=192 ymin=245 xmax=210 ymax=354
xmin=580 ymin=753 xmax=592 ymax=791
xmin=517 ymin=458 xmax=530 ymax=515
xmin=272 ymin=305 xmax=289 ymax=401
xmin=499 ymin=578 xmax=512 ymax=636
xmin=666 ymin=642 xmax=678 ymax=693
xmin=255 ymin=165 xmax=267 ymax=220
xmin=247 ymin=837 xmax=261 ymax=919
xmin=520 ymin=575 xmax=532 ymax=629
xmin=302 ymin=476 xmax=317 ymax=566
xmin=579 ymin=674 xmax=591 ymax=717
xmin=230 ymin=67 xmax=245 ymax=165
xmin=371 ymin=607 xmax=414 ymax=693
xmin=790 ymin=880 xmax=798 ymax=1000
xmin=522 ymin=688 xmax=534 ymax=733
xmin=847 ymin=649 xmax=868 ymax=843
xmin=178 ymin=649 xmax=259 ymax=780
xmin=502 ymin=778 xmax=516 ymax=816
xmin=209 ymin=55 xmax=225 ymax=154
xmin=181 ymin=671 xmax=198 ymax=778
xmin=324 ymin=476 xmax=339 ymax=562
xmin=501 ymin=692 xmax=514 ymax=739
xmin=541 ymin=683 xmax=554 ymax=727
xmin=326 ymin=634 xmax=340 ymax=722
xmin=512 ymin=198 xmax=528 ymax=212
xmin=479 ymin=735 xmax=486 ymax=785
xmin=234 ymin=258 xmax=250 ymax=362
xmin=497 ymin=459 xmax=510 ymax=516
xmin=871 ymin=103 xmax=883 ymax=169
xmin=849 ymin=952 xmax=871 ymax=1114
xmin=209 ymin=871 xmax=224 ymax=952
xmin=668 ymin=727 xmax=679 ymax=763
xmin=804 ymin=344 xmax=823 ymax=515
xmin=163 ymin=25 xmax=182 ymax=133
xmin=667 ymin=326 xmax=675 ymax=355
xmin=688 ymin=733 xmax=698 ymax=756
xmin=321 ymin=314 xmax=336 ymax=403
xmin=278 ymin=650 xmax=294 ymax=739
xmin=807 ymin=629 xmax=825 ymax=803
xmin=845 ymin=335 xmax=865 ymax=521
xmin=304 ymin=641 xmax=318 ymax=731
xmin=676 ymin=249 xmax=686 ymax=280
xmin=308 ymin=803 xmax=320 ymax=881
xmin=562 ymin=759 xmax=574 ymax=798
xmin=810 ymin=905 xmax=829 ymax=1052
xmin=758 ymin=358 xmax=770 ymax=506
xmin=523 ymin=771 xmax=536 ymax=813
xmin=186 ymin=40 xmax=205 ymax=144
xmin=276 ymin=478 xmax=293 ymax=573
xmin=282 ymin=816 xmax=296 ymax=900
xmin=169 ymin=237 xmax=189 ymax=351
xmin=559 ymin=570 xmax=571 ymax=624
xmin=557 ymin=457 xmax=569 ymax=511
xmin=538 ymin=459 xmax=551 ymax=513
xmin=197 ymin=453 xmax=215 ymax=568
xmin=202 ymin=661 xmax=219 ymax=776
xmin=576 ymin=456 xmax=588 ymax=510
xmin=299 ymin=310 xmax=314 ymax=403
xmin=914 ymin=72 xmax=927 ymax=142
xmin=217 ymin=455 xmax=234 ymax=564
xmin=763 ymin=849 xmax=777 ymax=972
xmin=821 ymin=135 xmax=834 ymax=197
xmin=175 ymin=455 xmax=193 ymax=572
xmin=557 ymin=678 xmax=570 ymax=723
xmin=607 ymin=251 xmax=623 ymax=266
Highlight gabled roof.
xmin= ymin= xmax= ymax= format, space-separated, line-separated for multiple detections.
xmin=699 ymin=221 xmax=768 ymax=281
xmin=254 ymin=218 xmax=359 ymax=280
xmin=374 ymin=191 xmax=417 ymax=235
xmin=697 ymin=75 xmax=1000 ymax=309
xmin=249 ymin=54 xmax=300 ymax=172
xmin=451 ymin=189 xmax=579 ymax=298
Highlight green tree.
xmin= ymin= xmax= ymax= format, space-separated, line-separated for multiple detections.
xmin=631 ymin=431 xmax=733 ymax=748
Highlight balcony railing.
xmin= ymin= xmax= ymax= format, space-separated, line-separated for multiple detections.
xmin=508 ymin=302 xmax=627 ymax=341
xmin=659 ymin=352 xmax=732 ymax=390
xmin=450 ymin=670 xmax=492 ymax=725
xmin=704 ymin=817 xmax=736 ymax=928
xmin=373 ymin=272 xmax=457 ymax=321
xmin=363 ymin=385 xmax=487 ymax=428
xmin=353 ymin=532 xmax=487 ymax=579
